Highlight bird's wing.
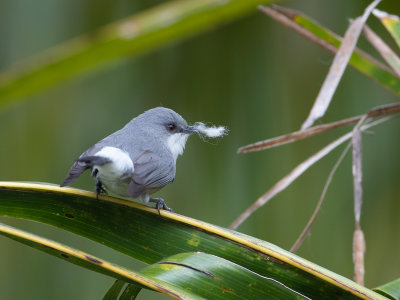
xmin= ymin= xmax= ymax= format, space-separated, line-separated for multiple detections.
xmin=60 ymin=127 xmax=128 ymax=187
xmin=128 ymin=150 xmax=176 ymax=198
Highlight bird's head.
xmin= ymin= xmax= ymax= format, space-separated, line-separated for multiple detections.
xmin=134 ymin=107 xmax=197 ymax=160
xmin=134 ymin=107 xmax=227 ymax=160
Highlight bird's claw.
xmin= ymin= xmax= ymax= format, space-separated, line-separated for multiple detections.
xmin=95 ymin=180 xmax=107 ymax=199
xmin=149 ymin=198 xmax=172 ymax=214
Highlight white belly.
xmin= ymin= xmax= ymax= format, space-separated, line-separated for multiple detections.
xmin=98 ymin=176 xmax=131 ymax=197
xmin=93 ymin=146 xmax=134 ymax=197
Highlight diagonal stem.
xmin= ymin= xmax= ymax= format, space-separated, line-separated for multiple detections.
xmin=290 ymin=142 xmax=351 ymax=253
xmin=229 ymin=116 xmax=393 ymax=230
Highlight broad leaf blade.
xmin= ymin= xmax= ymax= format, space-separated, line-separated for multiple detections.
xmin=142 ymin=252 xmax=309 ymax=299
xmin=0 ymin=222 xmax=194 ymax=299
xmin=0 ymin=0 xmax=273 ymax=106
xmin=0 ymin=182 xmax=386 ymax=299
xmin=0 ymin=221 xmax=306 ymax=299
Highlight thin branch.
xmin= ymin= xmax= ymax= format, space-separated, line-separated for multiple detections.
xmin=301 ymin=0 xmax=382 ymax=130
xmin=352 ymin=117 xmax=366 ymax=286
xmin=229 ymin=116 xmax=392 ymax=230
xmin=367 ymin=102 xmax=400 ymax=118
xmin=353 ymin=229 xmax=366 ymax=286
xmin=290 ymin=142 xmax=352 ymax=253
xmin=238 ymin=115 xmax=360 ymax=153
xmin=352 ymin=116 xmax=367 ymax=225
xmin=231 ymin=132 xmax=354 ymax=230
xmin=363 ymin=24 xmax=400 ymax=78
xmin=238 ymin=102 xmax=400 ymax=153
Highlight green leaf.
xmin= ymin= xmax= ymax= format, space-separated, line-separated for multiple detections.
xmin=141 ymin=252 xmax=309 ymax=299
xmin=0 ymin=182 xmax=387 ymax=299
xmin=0 ymin=221 xmax=199 ymax=299
xmin=103 ymin=280 xmax=128 ymax=300
xmin=373 ymin=9 xmax=400 ymax=48
xmin=0 ymin=221 xmax=306 ymax=299
xmin=374 ymin=278 xmax=400 ymax=300
xmin=267 ymin=6 xmax=400 ymax=95
xmin=119 ymin=284 xmax=142 ymax=300
xmin=0 ymin=0 xmax=274 ymax=107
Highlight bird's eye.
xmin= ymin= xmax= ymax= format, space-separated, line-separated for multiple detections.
xmin=167 ymin=123 xmax=176 ymax=131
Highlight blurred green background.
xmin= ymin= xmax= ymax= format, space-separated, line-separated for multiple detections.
xmin=0 ymin=0 xmax=399 ymax=299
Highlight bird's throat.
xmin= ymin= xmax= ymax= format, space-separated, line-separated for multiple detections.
xmin=166 ymin=133 xmax=189 ymax=161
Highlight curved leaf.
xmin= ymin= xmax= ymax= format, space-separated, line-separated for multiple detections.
xmin=0 ymin=182 xmax=386 ymax=299
xmin=0 ymin=0 xmax=273 ymax=106
xmin=0 ymin=222 xmax=306 ymax=299
xmin=142 ymin=252 xmax=310 ymax=299
xmin=0 ymin=222 xmax=194 ymax=299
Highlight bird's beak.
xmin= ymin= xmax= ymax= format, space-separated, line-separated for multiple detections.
xmin=182 ymin=125 xmax=200 ymax=134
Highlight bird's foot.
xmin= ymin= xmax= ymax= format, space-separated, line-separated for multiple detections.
xmin=95 ymin=180 xmax=107 ymax=199
xmin=149 ymin=198 xmax=172 ymax=214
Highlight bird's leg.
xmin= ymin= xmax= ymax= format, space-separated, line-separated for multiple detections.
xmin=92 ymin=168 xmax=107 ymax=199
xmin=149 ymin=198 xmax=172 ymax=214
xmin=95 ymin=180 xmax=107 ymax=199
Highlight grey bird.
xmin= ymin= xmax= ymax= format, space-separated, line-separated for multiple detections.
xmin=60 ymin=107 xmax=203 ymax=212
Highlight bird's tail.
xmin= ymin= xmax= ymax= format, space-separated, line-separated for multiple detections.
xmin=60 ymin=156 xmax=111 ymax=187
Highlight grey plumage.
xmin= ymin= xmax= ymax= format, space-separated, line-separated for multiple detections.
xmin=60 ymin=107 xmax=192 ymax=210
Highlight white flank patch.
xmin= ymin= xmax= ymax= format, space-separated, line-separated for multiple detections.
xmin=194 ymin=122 xmax=228 ymax=138
xmin=94 ymin=146 xmax=134 ymax=180
xmin=167 ymin=133 xmax=189 ymax=161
